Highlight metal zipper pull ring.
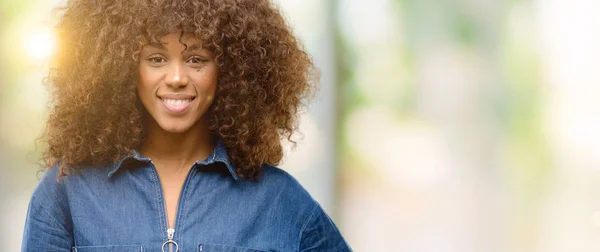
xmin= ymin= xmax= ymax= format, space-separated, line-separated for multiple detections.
xmin=162 ymin=228 xmax=179 ymax=252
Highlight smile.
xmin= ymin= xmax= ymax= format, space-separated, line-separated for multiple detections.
xmin=159 ymin=96 xmax=195 ymax=114
xmin=163 ymin=98 xmax=193 ymax=106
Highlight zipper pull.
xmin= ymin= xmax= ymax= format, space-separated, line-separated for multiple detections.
xmin=167 ymin=228 xmax=175 ymax=241
xmin=162 ymin=228 xmax=179 ymax=252
xmin=199 ymin=244 xmax=204 ymax=252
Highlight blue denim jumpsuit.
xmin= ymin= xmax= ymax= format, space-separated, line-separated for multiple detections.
xmin=21 ymin=139 xmax=351 ymax=251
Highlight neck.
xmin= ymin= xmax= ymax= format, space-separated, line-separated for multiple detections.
xmin=140 ymin=117 xmax=215 ymax=171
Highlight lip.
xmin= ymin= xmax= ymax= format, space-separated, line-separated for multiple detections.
xmin=158 ymin=94 xmax=196 ymax=114
xmin=158 ymin=94 xmax=196 ymax=100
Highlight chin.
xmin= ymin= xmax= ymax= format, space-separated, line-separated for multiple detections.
xmin=157 ymin=120 xmax=194 ymax=133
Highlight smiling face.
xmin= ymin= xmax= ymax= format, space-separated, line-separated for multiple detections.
xmin=137 ymin=32 xmax=218 ymax=133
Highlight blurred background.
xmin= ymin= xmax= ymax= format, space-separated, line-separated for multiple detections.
xmin=2 ymin=0 xmax=600 ymax=251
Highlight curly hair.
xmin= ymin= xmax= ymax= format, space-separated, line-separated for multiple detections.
xmin=42 ymin=0 xmax=317 ymax=180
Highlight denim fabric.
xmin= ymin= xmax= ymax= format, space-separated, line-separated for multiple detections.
xmin=22 ymin=140 xmax=351 ymax=252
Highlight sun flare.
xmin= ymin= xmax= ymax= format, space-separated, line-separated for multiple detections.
xmin=23 ymin=28 xmax=55 ymax=61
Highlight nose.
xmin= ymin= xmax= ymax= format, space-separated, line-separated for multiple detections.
xmin=165 ymin=62 xmax=189 ymax=88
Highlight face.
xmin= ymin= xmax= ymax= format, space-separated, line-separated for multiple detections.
xmin=138 ymin=32 xmax=218 ymax=133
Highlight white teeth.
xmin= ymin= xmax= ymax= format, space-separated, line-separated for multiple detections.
xmin=163 ymin=98 xmax=192 ymax=107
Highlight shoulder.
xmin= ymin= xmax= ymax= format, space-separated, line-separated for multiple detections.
xmin=259 ymin=164 xmax=308 ymax=189
xmin=32 ymin=165 xmax=66 ymax=202
xmin=31 ymin=163 xmax=112 ymax=202
xmin=257 ymin=164 xmax=316 ymax=204
xmin=27 ymin=165 xmax=74 ymax=228
xmin=238 ymin=164 xmax=319 ymax=216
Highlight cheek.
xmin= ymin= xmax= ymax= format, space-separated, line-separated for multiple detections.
xmin=137 ymin=67 xmax=159 ymax=112
xmin=192 ymin=68 xmax=218 ymax=94
xmin=205 ymin=67 xmax=219 ymax=91
xmin=137 ymin=66 xmax=159 ymax=92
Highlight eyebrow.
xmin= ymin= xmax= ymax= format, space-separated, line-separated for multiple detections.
xmin=144 ymin=42 xmax=205 ymax=52
xmin=183 ymin=43 xmax=205 ymax=52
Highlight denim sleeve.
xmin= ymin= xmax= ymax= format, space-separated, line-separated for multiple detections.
xmin=299 ymin=204 xmax=352 ymax=252
xmin=21 ymin=168 xmax=73 ymax=252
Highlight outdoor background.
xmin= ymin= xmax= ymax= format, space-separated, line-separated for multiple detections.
xmin=2 ymin=0 xmax=600 ymax=251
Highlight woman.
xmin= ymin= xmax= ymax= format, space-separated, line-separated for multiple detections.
xmin=22 ymin=0 xmax=351 ymax=251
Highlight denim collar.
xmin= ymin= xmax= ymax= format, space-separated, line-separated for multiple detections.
xmin=107 ymin=138 xmax=239 ymax=181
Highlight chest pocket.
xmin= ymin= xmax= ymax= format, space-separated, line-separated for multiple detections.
xmin=199 ymin=243 xmax=269 ymax=252
xmin=72 ymin=245 xmax=143 ymax=252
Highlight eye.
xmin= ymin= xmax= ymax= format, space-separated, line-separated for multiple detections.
xmin=186 ymin=56 xmax=208 ymax=66
xmin=146 ymin=56 xmax=166 ymax=66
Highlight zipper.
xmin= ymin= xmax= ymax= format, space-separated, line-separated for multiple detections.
xmin=150 ymin=159 xmax=196 ymax=252
xmin=162 ymin=228 xmax=178 ymax=252
xmin=199 ymin=244 xmax=204 ymax=252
